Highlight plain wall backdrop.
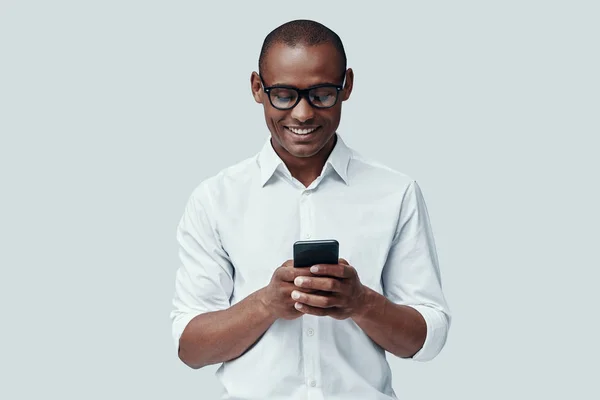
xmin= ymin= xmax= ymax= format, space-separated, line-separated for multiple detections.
xmin=1 ymin=1 xmax=598 ymax=399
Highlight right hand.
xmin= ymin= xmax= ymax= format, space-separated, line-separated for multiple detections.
xmin=259 ymin=259 xmax=318 ymax=320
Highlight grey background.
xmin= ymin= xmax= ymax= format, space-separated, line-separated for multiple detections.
xmin=1 ymin=0 xmax=598 ymax=399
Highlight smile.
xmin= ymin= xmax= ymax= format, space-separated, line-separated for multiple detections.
xmin=285 ymin=126 xmax=320 ymax=135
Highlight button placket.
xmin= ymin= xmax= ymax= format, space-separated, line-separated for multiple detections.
xmin=300 ymin=190 xmax=313 ymax=240
xmin=299 ymin=188 xmax=320 ymax=394
xmin=304 ymin=191 xmax=313 ymax=240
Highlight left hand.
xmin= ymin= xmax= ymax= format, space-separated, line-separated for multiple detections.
xmin=291 ymin=258 xmax=368 ymax=320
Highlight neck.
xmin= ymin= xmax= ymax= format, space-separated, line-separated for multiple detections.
xmin=273 ymin=134 xmax=337 ymax=188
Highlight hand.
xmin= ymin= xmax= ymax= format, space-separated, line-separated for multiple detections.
xmin=259 ymin=260 xmax=320 ymax=320
xmin=290 ymin=258 xmax=368 ymax=320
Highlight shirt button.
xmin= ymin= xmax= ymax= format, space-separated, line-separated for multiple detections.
xmin=307 ymin=328 xmax=314 ymax=336
xmin=305 ymin=233 xmax=311 ymax=239
xmin=309 ymin=379 xmax=316 ymax=387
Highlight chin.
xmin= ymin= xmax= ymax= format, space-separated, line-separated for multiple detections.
xmin=279 ymin=130 xmax=334 ymax=155
xmin=289 ymin=148 xmax=322 ymax=158
xmin=284 ymin=140 xmax=329 ymax=158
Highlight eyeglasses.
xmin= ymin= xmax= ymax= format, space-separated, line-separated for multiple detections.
xmin=259 ymin=75 xmax=344 ymax=110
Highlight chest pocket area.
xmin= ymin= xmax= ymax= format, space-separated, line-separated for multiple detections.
xmin=220 ymin=204 xmax=300 ymax=299
xmin=315 ymin=205 xmax=397 ymax=292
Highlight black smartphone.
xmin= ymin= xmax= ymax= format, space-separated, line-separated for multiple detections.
xmin=293 ymin=239 xmax=339 ymax=268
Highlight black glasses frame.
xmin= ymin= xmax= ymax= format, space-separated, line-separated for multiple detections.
xmin=259 ymin=75 xmax=344 ymax=110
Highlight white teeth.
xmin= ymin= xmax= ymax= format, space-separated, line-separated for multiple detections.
xmin=288 ymin=127 xmax=317 ymax=135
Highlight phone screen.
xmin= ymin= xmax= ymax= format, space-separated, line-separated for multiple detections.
xmin=293 ymin=239 xmax=339 ymax=268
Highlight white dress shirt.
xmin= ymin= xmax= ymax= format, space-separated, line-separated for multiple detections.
xmin=170 ymin=134 xmax=451 ymax=400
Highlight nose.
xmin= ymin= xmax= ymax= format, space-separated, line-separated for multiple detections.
xmin=290 ymin=96 xmax=315 ymax=123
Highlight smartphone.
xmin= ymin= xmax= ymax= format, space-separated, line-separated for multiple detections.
xmin=293 ymin=239 xmax=339 ymax=268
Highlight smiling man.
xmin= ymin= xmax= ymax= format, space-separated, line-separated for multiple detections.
xmin=171 ymin=19 xmax=451 ymax=400
xmin=253 ymin=36 xmax=349 ymax=187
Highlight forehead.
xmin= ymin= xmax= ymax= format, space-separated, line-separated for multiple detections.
xmin=262 ymin=42 xmax=344 ymax=87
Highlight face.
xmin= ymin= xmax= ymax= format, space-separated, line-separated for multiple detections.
xmin=251 ymin=42 xmax=354 ymax=159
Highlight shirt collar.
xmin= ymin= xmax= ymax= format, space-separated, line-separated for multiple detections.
xmin=257 ymin=133 xmax=352 ymax=187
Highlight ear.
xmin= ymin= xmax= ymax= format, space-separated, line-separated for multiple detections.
xmin=341 ymin=68 xmax=354 ymax=102
xmin=250 ymin=71 xmax=263 ymax=104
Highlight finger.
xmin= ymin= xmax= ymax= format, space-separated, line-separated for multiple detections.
xmin=287 ymin=283 xmax=321 ymax=295
xmin=339 ymin=258 xmax=349 ymax=266
xmin=294 ymin=302 xmax=348 ymax=319
xmin=294 ymin=302 xmax=329 ymax=316
xmin=293 ymin=276 xmax=344 ymax=293
xmin=291 ymin=290 xmax=339 ymax=308
xmin=278 ymin=265 xmax=314 ymax=282
xmin=310 ymin=263 xmax=354 ymax=279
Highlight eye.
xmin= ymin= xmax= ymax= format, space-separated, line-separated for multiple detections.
xmin=270 ymin=88 xmax=298 ymax=106
xmin=310 ymin=87 xmax=337 ymax=106
xmin=275 ymin=93 xmax=293 ymax=101
xmin=312 ymin=93 xmax=333 ymax=102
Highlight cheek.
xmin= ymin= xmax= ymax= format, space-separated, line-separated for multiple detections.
xmin=266 ymin=109 xmax=286 ymax=124
xmin=321 ymin=109 xmax=342 ymax=127
xmin=263 ymin=109 xmax=287 ymax=132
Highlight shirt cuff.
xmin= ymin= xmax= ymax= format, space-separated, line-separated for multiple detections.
xmin=171 ymin=312 xmax=201 ymax=351
xmin=407 ymin=305 xmax=449 ymax=362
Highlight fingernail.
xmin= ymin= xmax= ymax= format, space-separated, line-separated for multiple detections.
xmin=295 ymin=302 xmax=303 ymax=309
xmin=291 ymin=291 xmax=301 ymax=300
xmin=310 ymin=266 xmax=319 ymax=273
xmin=295 ymin=277 xmax=304 ymax=286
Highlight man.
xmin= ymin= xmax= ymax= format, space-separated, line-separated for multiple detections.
xmin=171 ymin=19 xmax=451 ymax=400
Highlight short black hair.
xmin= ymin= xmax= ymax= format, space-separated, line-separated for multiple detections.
xmin=258 ymin=19 xmax=347 ymax=79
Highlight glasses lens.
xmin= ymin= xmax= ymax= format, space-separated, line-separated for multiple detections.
xmin=309 ymin=87 xmax=338 ymax=108
xmin=269 ymin=88 xmax=298 ymax=109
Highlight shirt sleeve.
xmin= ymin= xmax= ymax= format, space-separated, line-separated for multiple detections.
xmin=381 ymin=180 xmax=451 ymax=362
xmin=169 ymin=184 xmax=234 ymax=351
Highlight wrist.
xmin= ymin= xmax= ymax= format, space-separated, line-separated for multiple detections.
xmin=352 ymin=286 xmax=388 ymax=323
xmin=352 ymin=285 xmax=379 ymax=322
xmin=256 ymin=287 xmax=276 ymax=320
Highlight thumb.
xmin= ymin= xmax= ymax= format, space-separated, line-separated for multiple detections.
xmin=339 ymin=258 xmax=349 ymax=266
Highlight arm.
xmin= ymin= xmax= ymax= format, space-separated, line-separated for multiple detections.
xmin=180 ymin=260 xmax=318 ymax=369
xmin=351 ymin=287 xmax=427 ymax=358
xmin=171 ymin=186 xmax=273 ymax=369
xmin=171 ymin=186 xmax=313 ymax=369
xmin=374 ymin=180 xmax=451 ymax=361
xmin=178 ymin=288 xmax=277 ymax=369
